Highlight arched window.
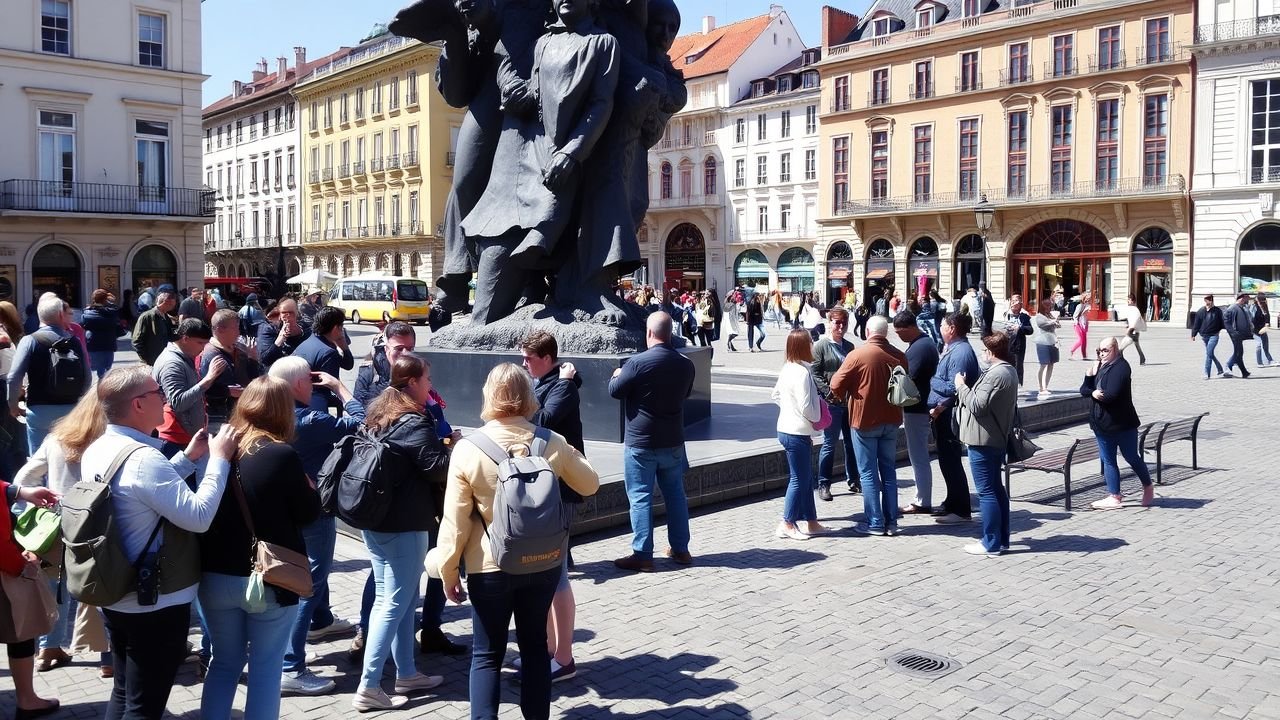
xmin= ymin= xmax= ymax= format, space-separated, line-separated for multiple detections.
xmin=703 ymin=157 xmax=717 ymax=196
xmin=827 ymin=241 xmax=853 ymax=261
xmin=1239 ymin=224 xmax=1280 ymax=295
xmin=1133 ymin=227 xmax=1173 ymax=252
xmin=678 ymin=160 xmax=693 ymax=198
xmin=131 ymin=244 xmax=177 ymax=298
xmin=734 ymin=248 xmax=769 ymax=288
xmin=660 ymin=162 xmax=672 ymax=199
xmin=954 ymin=233 xmax=985 ymax=257
xmin=1013 ymin=220 xmax=1110 ymax=255
xmin=867 ymin=238 xmax=894 ymax=259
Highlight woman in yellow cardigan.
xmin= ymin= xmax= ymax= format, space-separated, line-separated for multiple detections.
xmin=434 ymin=363 xmax=599 ymax=720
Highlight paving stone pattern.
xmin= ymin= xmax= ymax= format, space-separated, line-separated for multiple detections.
xmin=3 ymin=325 xmax=1278 ymax=718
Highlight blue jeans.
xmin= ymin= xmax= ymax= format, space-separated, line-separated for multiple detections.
xmin=1094 ymin=428 xmax=1152 ymax=496
xmin=1201 ymin=335 xmax=1223 ymax=376
xmin=777 ymin=432 xmax=817 ymax=523
xmin=360 ymin=530 xmax=429 ymax=688
xmin=282 ymin=516 xmax=336 ymax=672
xmin=622 ymin=445 xmax=691 ymax=559
xmin=968 ymin=445 xmax=1010 ymax=552
xmin=40 ymin=577 xmax=76 ymax=651
xmin=853 ymin=424 xmax=899 ymax=531
xmin=1258 ymin=333 xmax=1274 ymax=366
xmin=89 ymin=350 xmax=115 ymax=379
xmin=467 ymin=568 xmax=560 ymax=720
xmin=198 ymin=573 xmax=293 ymax=720
xmin=817 ymin=404 xmax=855 ymax=488
xmin=357 ymin=534 xmax=446 ymax=635
xmin=748 ymin=324 xmax=766 ymax=349
xmin=25 ymin=403 xmax=75 ymax=456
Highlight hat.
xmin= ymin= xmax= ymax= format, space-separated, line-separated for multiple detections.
xmin=245 ymin=293 xmax=259 ymax=303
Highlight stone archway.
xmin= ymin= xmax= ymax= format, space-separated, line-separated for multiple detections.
xmin=32 ymin=242 xmax=83 ymax=305
xmin=1009 ymin=219 xmax=1112 ymax=317
xmin=664 ymin=222 xmax=705 ymax=292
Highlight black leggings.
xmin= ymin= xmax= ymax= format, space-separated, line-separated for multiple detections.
xmin=6 ymin=638 xmax=35 ymax=659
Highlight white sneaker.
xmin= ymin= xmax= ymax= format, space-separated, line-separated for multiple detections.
xmin=1220 ymin=371 xmax=1232 ymax=378
xmin=352 ymin=687 xmax=408 ymax=712
xmin=934 ymin=513 xmax=972 ymax=525
xmin=281 ymin=669 xmax=336 ymax=696
xmin=963 ymin=542 xmax=1002 ymax=556
xmin=394 ymin=672 xmax=444 ymax=694
xmin=1091 ymin=495 xmax=1125 ymax=510
xmin=308 ymin=617 xmax=355 ymax=642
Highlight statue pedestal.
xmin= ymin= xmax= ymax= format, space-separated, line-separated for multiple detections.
xmin=419 ymin=346 xmax=713 ymax=443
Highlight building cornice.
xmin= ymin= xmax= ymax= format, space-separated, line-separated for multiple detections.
xmin=293 ymin=42 xmax=437 ymax=97
xmin=0 ymin=48 xmax=206 ymax=82
xmin=22 ymin=86 xmax=92 ymax=103
xmin=728 ymin=89 xmax=821 ymax=114
xmin=122 ymin=97 xmax=183 ymax=112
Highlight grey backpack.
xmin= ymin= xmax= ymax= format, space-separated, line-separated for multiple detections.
xmin=466 ymin=428 xmax=569 ymax=575
xmin=886 ymin=363 xmax=921 ymax=407
xmin=60 ymin=444 xmax=152 ymax=606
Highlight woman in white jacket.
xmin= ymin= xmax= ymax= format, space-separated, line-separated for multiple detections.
xmin=771 ymin=330 xmax=829 ymax=540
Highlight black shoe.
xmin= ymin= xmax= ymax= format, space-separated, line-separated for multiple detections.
xmin=420 ymin=628 xmax=467 ymax=656
xmin=848 ymin=482 xmax=862 ymax=494
xmin=345 ymin=628 xmax=365 ymax=665
xmin=817 ymin=485 xmax=833 ymax=502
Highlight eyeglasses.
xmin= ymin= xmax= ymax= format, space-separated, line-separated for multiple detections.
xmin=131 ymin=389 xmax=163 ymax=402
xmin=1096 ymin=347 xmax=1112 ymax=355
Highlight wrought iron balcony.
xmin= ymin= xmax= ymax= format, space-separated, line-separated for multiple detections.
xmin=402 ymin=151 xmax=419 ymax=167
xmin=0 ymin=179 xmax=214 ymax=218
xmin=353 ymin=161 xmax=366 ymax=175
xmin=867 ymin=91 xmax=891 ymax=107
xmin=322 ymin=168 xmax=333 ymax=182
xmin=836 ymin=175 xmax=1185 ymax=216
xmin=386 ymin=155 xmax=401 ymax=170
xmin=339 ymin=164 xmax=351 ymax=178
xmin=1134 ymin=43 xmax=1186 ymax=66
xmin=371 ymin=158 xmax=384 ymax=172
xmin=409 ymin=220 xmax=423 ymax=234
xmin=909 ymin=83 xmax=934 ymax=100
xmin=998 ymin=67 xmax=1035 ymax=87
xmin=1045 ymin=59 xmax=1078 ymax=78
xmin=446 ymin=151 xmax=455 ymax=167
xmin=954 ymin=74 xmax=983 ymax=93
xmin=307 ymin=230 xmax=320 ymax=242
xmin=1195 ymin=15 xmax=1280 ymax=44
xmin=1088 ymin=51 xmax=1127 ymax=73
xmin=308 ymin=170 xmax=319 ymax=184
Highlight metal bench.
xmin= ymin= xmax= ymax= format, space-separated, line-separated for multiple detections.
xmin=1142 ymin=413 xmax=1209 ymax=485
xmin=1004 ymin=423 xmax=1157 ymax=511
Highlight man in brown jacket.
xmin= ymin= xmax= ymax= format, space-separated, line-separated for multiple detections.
xmin=830 ymin=315 xmax=908 ymax=536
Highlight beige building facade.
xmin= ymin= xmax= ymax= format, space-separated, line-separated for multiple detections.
xmin=294 ymin=35 xmax=461 ymax=282
xmin=817 ymin=0 xmax=1192 ymax=322
xmin=0 ymin=0 xmax=211 ymax=308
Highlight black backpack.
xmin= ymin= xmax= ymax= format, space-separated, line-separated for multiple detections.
xmin=316 ymin=426 xmax=401 ymax=529
xmin=34 ymin=330 xmax=87 ymax=404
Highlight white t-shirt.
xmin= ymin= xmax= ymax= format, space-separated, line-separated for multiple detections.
xmin=1122 ymin=304 xmax=1147 ymax=332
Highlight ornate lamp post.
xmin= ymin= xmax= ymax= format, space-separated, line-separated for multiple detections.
xmin=973 ymin=193 xmax=994 ymax=285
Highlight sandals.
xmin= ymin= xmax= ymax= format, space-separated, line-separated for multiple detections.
xmin=900 ymin=504 xmax=932 ymax=515
xmin=36 ymin=648 xmax=71 ymax=672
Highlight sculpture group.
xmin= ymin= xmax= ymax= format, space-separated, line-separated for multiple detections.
xmin=390 ymin=0 xmax=687 ymax=329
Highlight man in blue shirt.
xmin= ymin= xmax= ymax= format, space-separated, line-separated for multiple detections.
xmin=927 ymin=312 xmax=981 ymax=524
xmin=268 ymin=356 xmax=364 ymax=696
xmin=294 ymin=306 xmax=354 ymax=411
xmin=608 ymin=312 xmax=696 ymax=572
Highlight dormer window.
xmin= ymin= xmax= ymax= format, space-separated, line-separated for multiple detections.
xmin=802 ymin=70 xmax=819 ymax=88
xmin=873 ymin=18 xmax=890 ymax=36
xmin=963 ymin=0 xmax=980 ymax=17
xmin=802 ymin=49 xmax=819 ymax=65
xmin=917 ymin=9 xmax=932 ymax=27
xmin=778 ymin=75 xmax=792 ymax=92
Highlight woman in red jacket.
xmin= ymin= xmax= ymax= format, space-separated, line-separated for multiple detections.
xmin=1 ymin=480 xmax=61 ymax=719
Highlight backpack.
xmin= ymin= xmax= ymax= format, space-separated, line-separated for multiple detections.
xmin=466 ymin=428 xmax=569 ymax=575
xmin=60 ymin=444 xmax=158 ymax=606
xmin=34 ymin=331 xmax=87 ymax=404
xmin=886 ymin=363 xmax=921 ymax=407
xmin=316 ymin=426 xmax=400 ymax=529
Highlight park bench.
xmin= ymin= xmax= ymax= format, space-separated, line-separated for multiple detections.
xmin=1004 ymin=423 xmax=1157 ymax=511
xmin=1142 ymin=412 xmax=1209 ymax=485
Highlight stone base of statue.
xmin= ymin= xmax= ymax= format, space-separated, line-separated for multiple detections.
xmin=427 ymin=302 xmax=662 ymax=354
xmin=421 ymin=339 xmax=712 ymax=444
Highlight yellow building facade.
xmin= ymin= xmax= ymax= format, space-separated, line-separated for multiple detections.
xmin=294 ymin=35 xmax=460 ymax=281
xmin=817 ymin=0 xmax=1192 ymax=322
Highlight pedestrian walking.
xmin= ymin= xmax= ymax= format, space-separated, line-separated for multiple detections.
xmin=1082 ymin=336 xmax=1156 ymax=509
xmin=609 ymin=312 xmax=696 ymax=572
xmin=772 ymin=330 xmax=828 ymax=540
xmin=955 ymin=333 xmax=1019 ymax=556
xmin=1190 ymin=295 xmax=1226 ymax=379
xmin=893 ymin=312 xmax=939 ymax=515
xmin=853 ymin=303 xmax=870 ymax=340
xmin=978 ymin=283 xmax=996 ymax=336
xmin=1223 ymin=293 xmax=1254 ymax=378
xmin=1002 ymin=295 xmax=1033 ymax=386
xmin=830 ymin=316 xmax=908 ymax=536
xmin=1032 ymin=299 xmax=1061 ymax=399
xmin=435 ymin=363 xmax=599 ymax=720
xmin=746 ymin=294 xmax=766 ymax=352
xmin=1251 ymin=293 xmax=1274 ymax=367
xmin=928 ymin=313 xmax=981 ymax=524
xmin=81 ymin=290 xmax=123 ymax=380
xmin=1069 ymin=296 xmax=1091 ymax=360
xmin=723 ymin=291 xmax=742 ymax=352
xmin=1118 ymin=295 xmax=1148 ymax=365
xmin=131 ymin=291 xmax=176 ymax=366
xmin=811 ymin=307 xmax=857 ymax=500
xmin=9 ymin=294 xmax=92 ymax=455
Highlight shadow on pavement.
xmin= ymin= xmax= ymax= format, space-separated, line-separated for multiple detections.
xmin=562 ymin=702 xmax=753 ymax=719
xmin=555 ymin=652 xmax=737 ymax=706
xmin=1151 ymin=497 xmax=1212 ymax=510
xmin=573 ymin=548 xmax=826 ymax=583
xmin=1009 ymin=534 xmax=1129 ymax=553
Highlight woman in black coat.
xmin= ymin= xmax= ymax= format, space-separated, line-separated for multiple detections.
xmin=1080 ymin=336 xmax=1154 ymax=510
xmin=745 ymin=294 xmax=765 ymax=352
xmin=81 ymin=289 xmax=123 ymax=379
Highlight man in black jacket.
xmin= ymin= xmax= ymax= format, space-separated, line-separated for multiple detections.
xmin=1190 ymin=294 xmax=1226 ymax=379
xmin=1223 ymin=293 xmax=1254 ymax=379
xmin=520 ymin=330 xmax=583 ymax=682
xmin=354 ymin=321 xmax=418 ymax=407
xmin=1002 ymin=295 xmax=1034 ymax=386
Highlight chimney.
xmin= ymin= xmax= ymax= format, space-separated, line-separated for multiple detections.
xmin=277 ymin=56 xmax=288 ymax=79
xmin=232 ymin=79 xmax=243 ymax=97
xmin=821 ymin=5 xmax=860 ymax=50
xmin=294 ymin=46 xmax=307 ymax=70
xmin=701 ymin=15 xmax=715 ymax=34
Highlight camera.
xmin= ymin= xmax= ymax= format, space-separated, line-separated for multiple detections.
xmin=136 ymin=552 xmax=161 ymax=606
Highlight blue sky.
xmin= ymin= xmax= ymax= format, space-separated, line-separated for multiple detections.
xmin=200 ymin=0 xmax=856 ymax=105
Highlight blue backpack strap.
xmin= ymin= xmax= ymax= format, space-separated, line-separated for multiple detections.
xmin=466 ymin=431 xmax=509 ymax=467
xmin=529 ymin=427 xmax=550 ymax=458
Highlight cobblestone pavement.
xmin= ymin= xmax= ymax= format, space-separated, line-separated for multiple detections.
xmin=4 ymin=324 xmax=1279 ymax=719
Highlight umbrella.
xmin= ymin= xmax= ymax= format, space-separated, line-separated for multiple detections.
xmin=286 ymin=268 xmax=338 ymax=286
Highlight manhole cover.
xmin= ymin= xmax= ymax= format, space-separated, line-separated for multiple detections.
xmin=885 ymin=650 xmax=960 ymax=679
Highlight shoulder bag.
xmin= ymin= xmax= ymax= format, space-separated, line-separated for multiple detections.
xmin=230 ymin=462 xmax=313 ymax=599
xmin=810 ymin=378 xmax=832 ymax=431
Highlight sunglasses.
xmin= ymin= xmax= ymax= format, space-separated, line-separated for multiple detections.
xmin=132 ymin=388 xmax=164 ymax=401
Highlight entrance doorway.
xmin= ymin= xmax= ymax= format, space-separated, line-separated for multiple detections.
xmin=1008 ymin=220 xmax=1112 ymax=320
xmin=132 ymin=244 xmax=177 ymax=295
xmin=864 ymin=238 xmax=895 ymax=311
xmin=664 ymin=223 xmax=706 ymax=293
xmin=826 ymin=241 xmax=853 ymax=306
xmin=777 ymin=247 xmax=815 ymax=296
xmin=953 ymin=233 xmax=985 ymax=302
xmin=32 ymin=242 xmax=82 ymax=306
xmin=733 ymin=249 xmax=769 ymax=291
xmin=1239 ymin=223 xmax=1280 ymax=297
xmin=1132 ymin=227 xmax=1173 ymax=322
xmin=908 ymin=236 xmax=939 ymax=300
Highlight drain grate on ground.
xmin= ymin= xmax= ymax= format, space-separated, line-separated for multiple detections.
xmin=885 ymin=650 xmax=960 ymax=679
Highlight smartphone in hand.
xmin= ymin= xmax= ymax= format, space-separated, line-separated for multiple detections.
xmin=310 ymin=371 xmax=322 ymax=385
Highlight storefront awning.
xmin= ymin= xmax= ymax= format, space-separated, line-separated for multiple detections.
xmin=866 ymin=268 xmax=891 ymax=280
xmin=828 ymin=267 xmax=850 ymax=280
xmin=911 ymin=266 xmax=939 ymax=278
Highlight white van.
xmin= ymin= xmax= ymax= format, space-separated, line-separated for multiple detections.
xmin=328 ymin=275 xmax=430 ymax=324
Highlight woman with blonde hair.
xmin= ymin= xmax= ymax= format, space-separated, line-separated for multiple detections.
xmin=354 ymin=354 xmax=451 ymax=712
xmin=436 ymin=363 xmax=599 ymax=720
xmin=15 ymin=392 xmax=108 ymax=673
xmin=198 ymin=376 xmax=318 ymax=720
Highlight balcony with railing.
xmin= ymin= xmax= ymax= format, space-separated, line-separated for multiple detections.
xmin=954 ymin=74 xmax=984 ymax=93
xmin=1134 ymin=43 xmax=1187 ymax=66
xmin=402 ymin=151 xmax=419 ymax=167
xmin=999 ymin=67 xmax=1035 ymax=87
xmin=648 ymin=191 xmax=723 ymax=210
xmin=909 ymin=82 xmax=934 ymax=100
xmin=353 ymin=161 xmax=366 ymax=175
xmin=1088 ymin=50 xmax=1127 ymax=72
xmin=307 ymin=230 xmax=320 ymax=243
xmin=867 ymin=91 xmax=891 ymax=107
xmin=446 ymin=151 xmax=456 ymax=167
xmin=1045 ymin=59 xmax=1079 ymax=78
xmin=0 ymin=180 xmax=214 ymax=218
xmin=308 ymin=170 xmax=320 ymax=184
xmin=371 ymin=158 xmax=384 ymax=172
xmin=386 ymin=154 xmax=402 ymax=170
xmin=1252 ymin=166 xmax=1280 ymax=184
xmin=1195 ymin=14 xmax=1280 ymax=44
xmin=836 ymin=174 xmax=1185 ymax=216
xmin=338 ymin=164 xmax=351 ymax=179
xmin=321 ymin=168 xmax=334 ymax=182
xmin=830 ymin=96 xmax=852 ymax=113
xmin=284 ymin=233 xmax=299 ymax=246
xmin=408 ymin=220 xmax=423 ymax=234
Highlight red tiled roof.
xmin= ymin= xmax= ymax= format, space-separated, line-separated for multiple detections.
xmin=668 ymin=14 xmax=773 ymax=80
xmin=202 ymin=47 xmax=351 ymax=117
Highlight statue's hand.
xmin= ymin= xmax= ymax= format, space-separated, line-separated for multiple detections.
xmin=542 ymin=152 xmax=578 ymax=190
xmin=500 ymin=81 xmax=537 ymax=117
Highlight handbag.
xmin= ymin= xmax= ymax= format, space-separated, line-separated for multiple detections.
xmin=230 ymin=464 xmax=313 ymax=599
xmin=0 ymin=569 xmax=59 ymax=643
xmin=1000 ymin=408 xmax=1042 ymax=463
xmin=811 ymin=379 xmax=833 ymax=431
xmin=14 ymin=505 xmax=61 ymax=555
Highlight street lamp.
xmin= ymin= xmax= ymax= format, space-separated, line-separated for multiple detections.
xmin=973 ymin=193 xmax=994 ymax=285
